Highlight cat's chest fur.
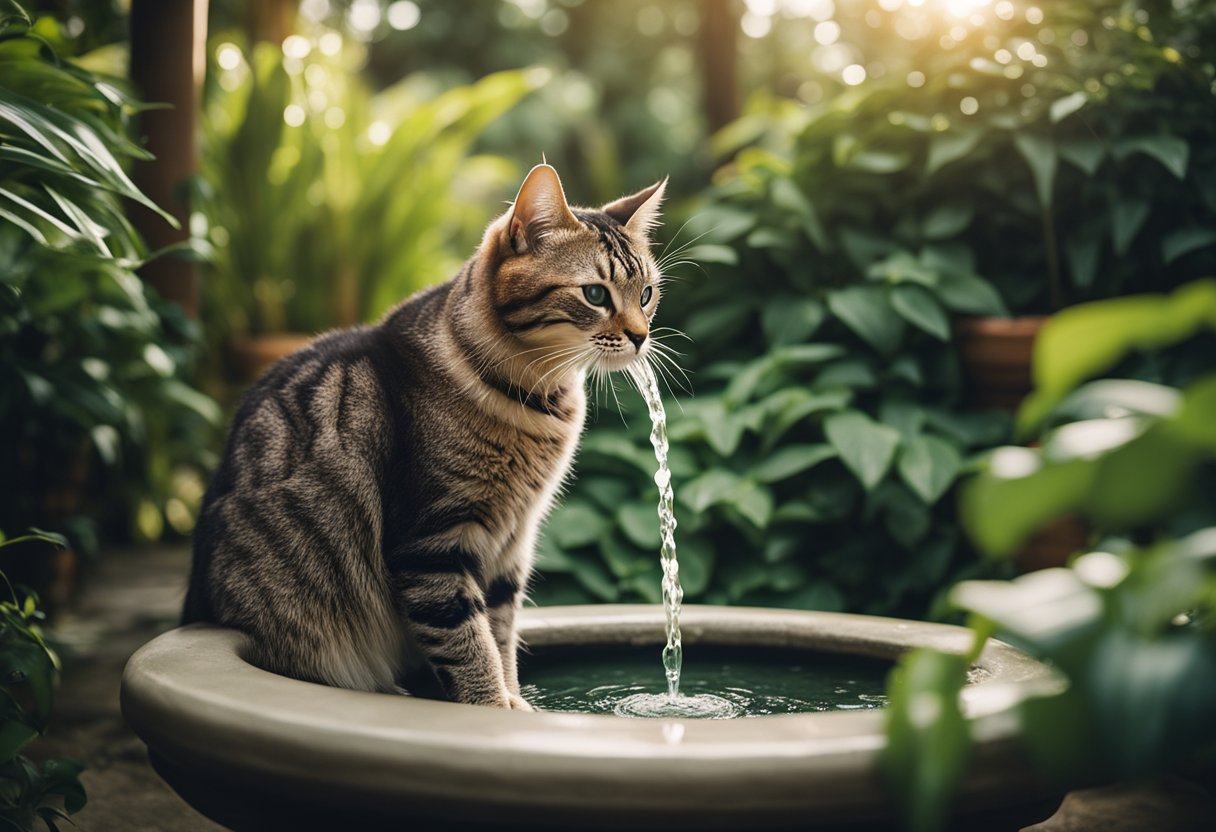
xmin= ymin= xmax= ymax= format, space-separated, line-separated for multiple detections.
xmin=408 ymin=375 xmax=587 ymax=581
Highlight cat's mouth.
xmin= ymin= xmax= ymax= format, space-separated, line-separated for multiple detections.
xmin=593 ymin=346 xmax=647 ymax=373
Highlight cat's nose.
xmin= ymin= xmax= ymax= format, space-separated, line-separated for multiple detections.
xmin=625 ymin=330 xmax=647 ymax=351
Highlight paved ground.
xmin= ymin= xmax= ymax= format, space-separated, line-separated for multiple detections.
xmin=27 ymin=544 xmax=221 ymax=832
xmin=24 ymin=544 xmax=1216 ymax=831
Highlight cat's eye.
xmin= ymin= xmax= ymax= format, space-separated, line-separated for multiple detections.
xmin=640 ymin=286 xmax=654 ymax=307
xmin=583 ymin=284 xmax=609 ymax=307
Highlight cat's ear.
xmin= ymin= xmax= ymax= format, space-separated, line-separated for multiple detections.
xmin=508 ymin=164 xmax=579 ymax=255
xmin=602 ymin=177 xmax=667 ymax=240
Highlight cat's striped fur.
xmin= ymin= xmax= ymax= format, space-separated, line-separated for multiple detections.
xmin=184 ymin=165 xmax=665 ymax=708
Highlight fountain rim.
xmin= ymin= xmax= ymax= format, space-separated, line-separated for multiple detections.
xmin=121 ymin=604 xmax=1061 ymax=823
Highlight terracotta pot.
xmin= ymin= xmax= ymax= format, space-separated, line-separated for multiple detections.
xmin=227 ymin=333 xmax=314 ymax=386
xmin=956 ymin=316 xmax=1050 ymax=412
xmin=1013 ymin=514 xmax=1090 ymax=574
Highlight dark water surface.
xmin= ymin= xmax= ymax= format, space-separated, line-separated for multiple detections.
xmin=519 ymin=647 xmax=891 ymax=718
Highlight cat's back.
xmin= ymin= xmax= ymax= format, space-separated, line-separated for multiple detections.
xmin=184 ymin=322 xmax=402 ymax=625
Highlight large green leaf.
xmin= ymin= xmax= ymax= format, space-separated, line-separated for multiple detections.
xmin=925 ymin=131 xmax=982 ymax=175
xmin=1161 ymin=227 xmax=1216 ymax=265
xmin=961 ymin=450 xmax=1094 ymax=556
xmin=731 ymin=480 xmax=774 ymax=529
xmin=890 ymin=284 xmax=950 ymax=341
xmin=827 ymin=285 xmax=905 ymax=355
xmin=824 ymin=410 xmax=902 ymax=492
xmin=761 ymin=296 xmax=825 ymax=346
xmin=680 ymin=470 xmax=745 ymax=514
xmin=897 ymin=434 xmax=962 ymax=504
xmin=1012 ymin=133 xmax=1057 ymax=209
xmin=752 ymin=443 xmax=838 ymax=483
xmin=0 ymin=638 xmax=55 ymax=730
xmin=933 ymin=270 xmax=1008 ymax=316
xmin=1111 ymin=197 xmax=1150 ymax=257
xmin=1057 ymin=137 xmax=1106 ymax=175
xmin=1090 ymin=631 xmax=1216 ymax=779
xmin=880 ymin=649 xmax=972 ymax=832
xmin=921 ymin=203 xmax=973 ymax=240
xmin=617 ymin=501 xmax=662 ymax=550
xmin=1115 ymin=134 xmax=1189 ymax=179
xmin=769 ymin=175 xmax=830 ymax=251
xmin=1021 ymin=280 xmax=1216 ymax=430
xmin=1049 ymin=91 xmax=1089 ymax=124
xmin=546 ymin=502 xmax=610 ymax=549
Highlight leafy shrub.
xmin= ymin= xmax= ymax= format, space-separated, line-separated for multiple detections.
xmin=881 ymin=279 xmax=1216 ymax=830
xmin=0 ymin=2 xmax=219 ymax=547
xmin=533 ymin=143 xmax=1010 ymax=617
xmin=198 ymin=33 xmax=543 ymax=340
xmin=0 ymin=530 xmax=86 ymax=832
xmin=715 ymin=0 xmax=1216 ymax=313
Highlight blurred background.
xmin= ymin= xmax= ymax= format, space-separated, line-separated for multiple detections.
xmin=2 ymin=0 xmax=1215 ymax=828
xmin=9 ymin=0 xmax=1212 ymax=606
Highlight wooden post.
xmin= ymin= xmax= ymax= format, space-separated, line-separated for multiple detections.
xmin=246 ymin=0 xmax=297 ymax=45
xmin=698 ymin=0 xmax=741 ymax=135
xmin=128 ymin=0 xmax=208 ymax=316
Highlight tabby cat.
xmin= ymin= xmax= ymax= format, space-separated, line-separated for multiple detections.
xmin=184 ymin=165 xmax=666 ymax=709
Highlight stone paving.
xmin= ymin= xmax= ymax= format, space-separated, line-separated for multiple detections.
xmin=24 ymin=543 xmax=1216 ymax=831
xmin=27 ymin=544 xmax=221 ymax=832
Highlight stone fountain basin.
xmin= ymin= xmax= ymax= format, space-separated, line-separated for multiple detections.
xmin=121 ymin=605 xmax=1062 ymax=830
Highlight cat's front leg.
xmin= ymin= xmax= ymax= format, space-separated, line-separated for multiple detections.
xmin=485 ymin=571 xmax=529 ymax=707
xmin=394 ymin=566 xmax=513 ymax=708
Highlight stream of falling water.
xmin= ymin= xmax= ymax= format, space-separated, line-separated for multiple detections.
xmin=614 ymin=363 xmax=738 ymax=719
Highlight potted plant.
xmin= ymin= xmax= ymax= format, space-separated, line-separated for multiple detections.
xmin=197 ymin=32 xmax=543 ymax=384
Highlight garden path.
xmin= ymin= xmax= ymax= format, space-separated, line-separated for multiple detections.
xmin=27 ymin=543 xmax=221 ymax=831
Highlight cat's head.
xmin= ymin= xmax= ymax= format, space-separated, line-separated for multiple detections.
xmin=484 ymin=164 xmax=666 ymax=380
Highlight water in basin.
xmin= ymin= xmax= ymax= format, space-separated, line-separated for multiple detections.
xmin=520 ymin=646 xmax=891 ymax=718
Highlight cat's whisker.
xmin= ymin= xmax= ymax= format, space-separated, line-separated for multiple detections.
xmin=651 ymin=326 xmax=692 ymax=342
xmin=655 ymin=221 xmax=715 ymax=271
xmin=526 ymin=347 xmax=593 ymax=399
xmin=605 ymin=364 xmax=629 ymax=424
xmin=646 ymin=353 xmax=687 ymax=414
xmin=647 ymin=339 xmax=690 ymax=361
xmin=645 ymin=348 xmax=693 ymax=398
xmin=656 ymin=214 xmax=701 ymax=263
xmin=498 ymin=343 xmax=586 ymax=380
xmin=657 ymin=260 xmax=708 ymax=280
xmin=516 ymin=344 xmax=590 ymax=384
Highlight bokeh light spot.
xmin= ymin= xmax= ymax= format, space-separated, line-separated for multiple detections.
xmin=283 ymin=104 xmax=306 ymax=127
xmin=216 ymin=43 xmax=242 ymax=71
xmin=282 ymin=35 xmax=311 ymax=59
xmin=814 ymin=21 xmax=841 ymax=45
xmin=387 ymin=1 xmax=421 ymax=31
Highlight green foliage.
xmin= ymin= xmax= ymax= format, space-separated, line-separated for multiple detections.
xmin=965 ymin=279 xmax=1216 ymax=554
xmin=535 ymin=133 xmax=1010 ymax=616
xmin=884 ymin=279 xmax=1216 ymax=828
xmin=198 ymin=33 xmax=542 ymax=339
xmin=0 ymin=529 xmax=86 ymax=832
xmin=719 ymin=0 xmax=1216 ymax=314
xmin=880 ymin=648 xmax=973 ymax=832
xmin=0 ymin=2 xmax=219 ymax=547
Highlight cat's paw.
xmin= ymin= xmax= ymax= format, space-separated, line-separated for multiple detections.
xmin=507 ymin=691 xmax=534 ymax=711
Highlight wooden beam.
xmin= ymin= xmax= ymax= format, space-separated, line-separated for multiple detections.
xmin=698 ymin=0 xmax=741 ymax=135
xmin=128 ymin=0 xmax=209 ymax=317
